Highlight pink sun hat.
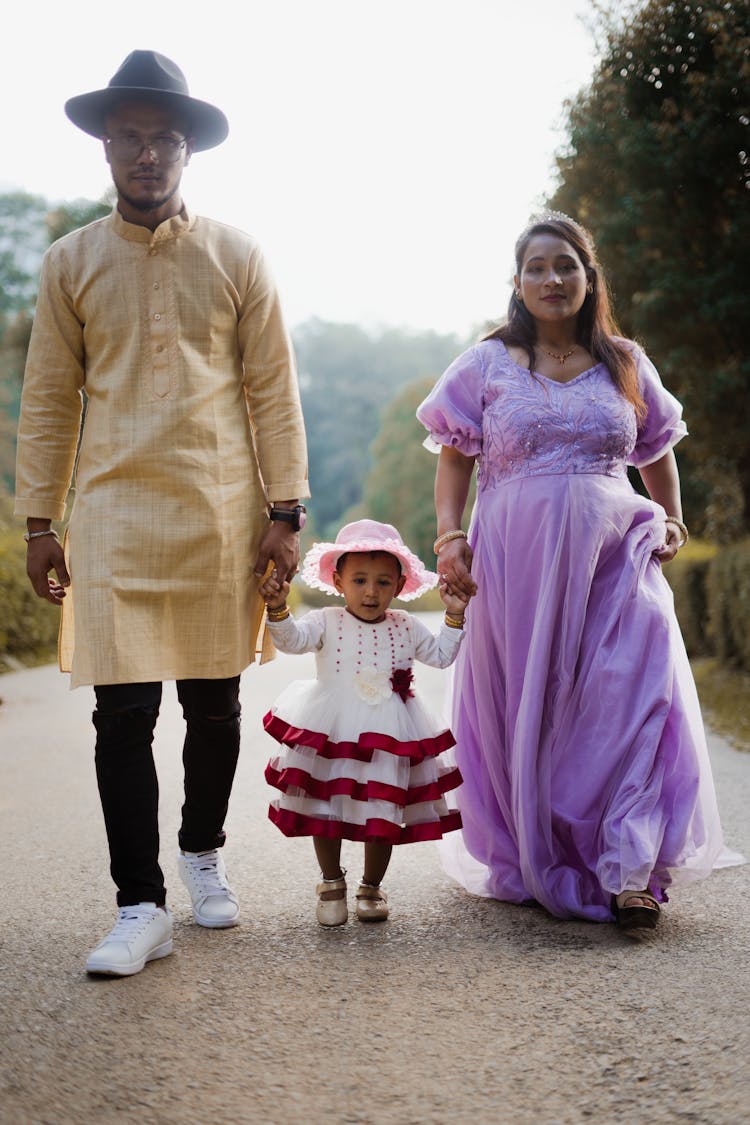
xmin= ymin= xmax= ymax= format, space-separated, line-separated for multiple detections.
xmin=301 ymin=519 xmax=437 ymax=601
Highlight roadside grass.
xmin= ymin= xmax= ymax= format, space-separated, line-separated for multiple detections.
xmin=690 ymin=658 xmax=750 ymax=754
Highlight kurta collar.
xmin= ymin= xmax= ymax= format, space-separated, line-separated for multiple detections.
xmin=110 ymin=204 xmax=196 ymax=244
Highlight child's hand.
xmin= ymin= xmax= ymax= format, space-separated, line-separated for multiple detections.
xmin=439 ymin=584 xmax=472 ymax=617
xmin=259 ymin=569 xmax=291 ymax=608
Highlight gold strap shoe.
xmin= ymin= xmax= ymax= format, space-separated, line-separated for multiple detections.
xmin=316 ymin=871 xmax=348 ymax=927
xmin=355 ymin=881 xmax=389 ymax=922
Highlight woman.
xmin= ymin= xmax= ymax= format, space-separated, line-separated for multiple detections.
xmin=416 ymin=213 xmax=739 ymax=932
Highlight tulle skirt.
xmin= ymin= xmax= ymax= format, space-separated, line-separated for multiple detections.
xmin=442 ymin=473 xmax=742 ymax=921
xmin=264 ymin=680 xmax=462 ymax=843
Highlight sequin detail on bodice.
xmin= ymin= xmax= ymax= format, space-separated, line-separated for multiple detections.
xmin=478 ymin=351 xmax=637 ymax=492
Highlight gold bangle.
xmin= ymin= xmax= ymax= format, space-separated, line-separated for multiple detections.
xmin=665 ymin=516 xmax=689 ymax=547
xmin=444 ymin=613 xmax=465 ymax=629
xmin=434 ymin=530 xmax=467 ymax=555
xmin=266 ymin=605 xmax=290 ymax=622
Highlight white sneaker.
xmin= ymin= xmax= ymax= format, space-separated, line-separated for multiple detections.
xmin=178 ymin=849 xmax=240 ymax=928
xmin=85 ymin=903 xmax=173 ymax=976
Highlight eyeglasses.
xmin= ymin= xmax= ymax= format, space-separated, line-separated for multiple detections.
xmin=104 ymin=133 xmax=188 ymax=164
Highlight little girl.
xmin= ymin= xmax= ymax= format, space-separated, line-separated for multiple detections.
xmin=259 ymin=519 xmax=470 ymax=926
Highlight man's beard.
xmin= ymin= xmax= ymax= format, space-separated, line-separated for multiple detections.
xmin=119 ymin=179 xmax=180 ymax=213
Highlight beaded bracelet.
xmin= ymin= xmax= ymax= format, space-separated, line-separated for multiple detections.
xmin=665 ymin=516 xmax=689 ymax=547
xmin=23 ymin=528 xmax=60 ymax=544
xmin=433 ymin=529 xmax=467 ymax=555
xmin=444 ymin=613 xmax=465 ymax=629
xmin=266 ymin=605 xmax=291 ymax=622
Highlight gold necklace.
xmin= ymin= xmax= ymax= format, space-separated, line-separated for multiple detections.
xmin=539 ymin=344 xmax=578 ymax=365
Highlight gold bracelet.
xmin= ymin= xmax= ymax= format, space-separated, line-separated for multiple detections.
xmin=665 ymin=516 xmax=689 ymax=547
xmin=434 ymin=529 xmax=467 ymax=555
xmin=266 ymin=605 xmax=290 ymax=622
xmin=444 ymin=613 xmax=465 ymax=629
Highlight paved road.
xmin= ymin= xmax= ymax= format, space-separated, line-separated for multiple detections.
xmin=1 ymin=615 xmax=748 ymax=1124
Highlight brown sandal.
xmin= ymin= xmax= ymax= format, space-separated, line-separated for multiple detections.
xmin=614 ymin=890 xmax=660 ymax=933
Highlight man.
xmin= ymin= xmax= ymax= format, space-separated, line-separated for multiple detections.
xmin=15 ymin=51 xmax=309 ymax=976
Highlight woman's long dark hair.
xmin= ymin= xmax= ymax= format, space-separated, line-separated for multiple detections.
xmin=484 ymin=215 xmax=645 ymax=419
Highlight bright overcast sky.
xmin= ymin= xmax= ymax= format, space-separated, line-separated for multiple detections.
xmin=4 ymin=0 xmax=604 ymax=336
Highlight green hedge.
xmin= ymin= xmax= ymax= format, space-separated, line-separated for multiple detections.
xmin=663 ymin=540 xmax=718 ymax=658
xmin=705 ymin=538 xmax=750 ymax=671
xmin=665 ymin=537 xmax=750 ymax=674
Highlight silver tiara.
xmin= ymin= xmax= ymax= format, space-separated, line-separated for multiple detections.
xmin=526 ymin=209 xmax=581 ymax=229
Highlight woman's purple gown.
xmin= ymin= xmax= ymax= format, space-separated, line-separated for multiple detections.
xmin=417 ymin=339 xmax=738 ymax=921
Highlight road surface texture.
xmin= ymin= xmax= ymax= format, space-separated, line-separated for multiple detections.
xmin=1 ymin=614 xmax=748 ymax=1125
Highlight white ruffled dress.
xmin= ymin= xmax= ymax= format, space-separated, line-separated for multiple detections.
xmin=264 ymin=607 xmax=464 ymax=843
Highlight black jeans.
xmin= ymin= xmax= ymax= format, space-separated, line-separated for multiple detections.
xmin=93 ymin=677 xmax=241 ymax=907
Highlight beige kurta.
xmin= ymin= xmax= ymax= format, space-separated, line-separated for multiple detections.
xmin=15 ymin=207 xmax=309 ymax=687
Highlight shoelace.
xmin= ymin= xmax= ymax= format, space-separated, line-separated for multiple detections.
xmin=183 ymin=852 xmax=228 ymax=896
xmin=108 ymin=907 xmax=157 ymax=943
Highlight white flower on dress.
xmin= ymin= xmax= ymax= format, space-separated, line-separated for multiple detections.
xmin=355 ymin=666 xmax=392 ymax=705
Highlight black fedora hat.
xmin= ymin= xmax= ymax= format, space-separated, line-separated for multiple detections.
xmin=64 ymin=50 xmax=229 ymax=152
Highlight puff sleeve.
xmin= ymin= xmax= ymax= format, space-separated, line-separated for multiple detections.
xmin=416 ymin=346 xmax=485 ymax=458
xmin=628 ymin=349 xmax=687 ymax=468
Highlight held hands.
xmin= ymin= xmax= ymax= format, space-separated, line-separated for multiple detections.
xmin=439 ymin=582 xmax=472 ymax=618
xmin=259 ymin=568 xmax=291 ymax=609
xmin=253 ymin=520 xmax=300 ymax=590
xmin=436 ymin=537 xmax=477 ymax=600
xmin=27 ymin=535 xmax=70 ymax=606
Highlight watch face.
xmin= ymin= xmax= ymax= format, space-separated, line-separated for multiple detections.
xmin=296 ymin=507 xmax=307 ymax=531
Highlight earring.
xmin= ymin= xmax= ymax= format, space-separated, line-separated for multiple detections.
xmin=514 ymin=289 xmax=524 ymax=302
xmin=586 ymin=282 xmax=593 ymax=294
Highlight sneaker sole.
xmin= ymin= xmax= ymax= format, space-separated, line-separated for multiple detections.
xmin=85 ymin=938 xmax=174 ymax=976
xmin=192 ymin=910 xmax=240 ymax=929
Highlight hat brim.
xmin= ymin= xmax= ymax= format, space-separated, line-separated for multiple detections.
xmin=301 ymin=538 xmax=437 ymax=601
xmin=64 ymin=88 xmax=229 ymax=151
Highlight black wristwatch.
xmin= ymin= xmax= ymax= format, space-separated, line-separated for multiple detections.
xmin=269 ymin=504 xmax=307 ymax=532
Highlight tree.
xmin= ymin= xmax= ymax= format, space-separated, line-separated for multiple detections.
xmin=0 ymin=192 xmax=49 ymax=313
xmin=294 ymin=319 xmax=464 ymax=539
xmin=0 ymin=191 xmax=111 ymax=493
xmin=548 ymin=0 xmax=750 ymax=538
xmin=359 ymin=377 xmax=477 ymax=565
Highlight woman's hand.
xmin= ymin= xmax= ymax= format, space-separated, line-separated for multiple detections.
xmin=437 ymin=537 xmax=477 ymax=598
xmin=653 ymin=521 xmax=684 ymax=565
xmin=639 ymin=452 xmax=685 ymax=566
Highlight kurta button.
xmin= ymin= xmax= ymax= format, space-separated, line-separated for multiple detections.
xmin=153 ymin=282 xmax=160 ymax=289
xmin=149 ymin=249 xmax=157 ymax=256
xmin=156 ymin=345 xmax=164 ymax=352
xmin=154 ymin=313 xmax=161 ymax=320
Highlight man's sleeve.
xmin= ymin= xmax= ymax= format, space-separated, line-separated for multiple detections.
xmin=14 ymin=248 xmax=85 ymax=520
xmin=238 ymin=245 xmax=309 ymax=502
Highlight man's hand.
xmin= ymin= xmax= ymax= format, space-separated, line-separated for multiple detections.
xmin=27 ymin=536 xmax=70 ymax=606
xmin=253 ymin=520 xmax=300 ymax=587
